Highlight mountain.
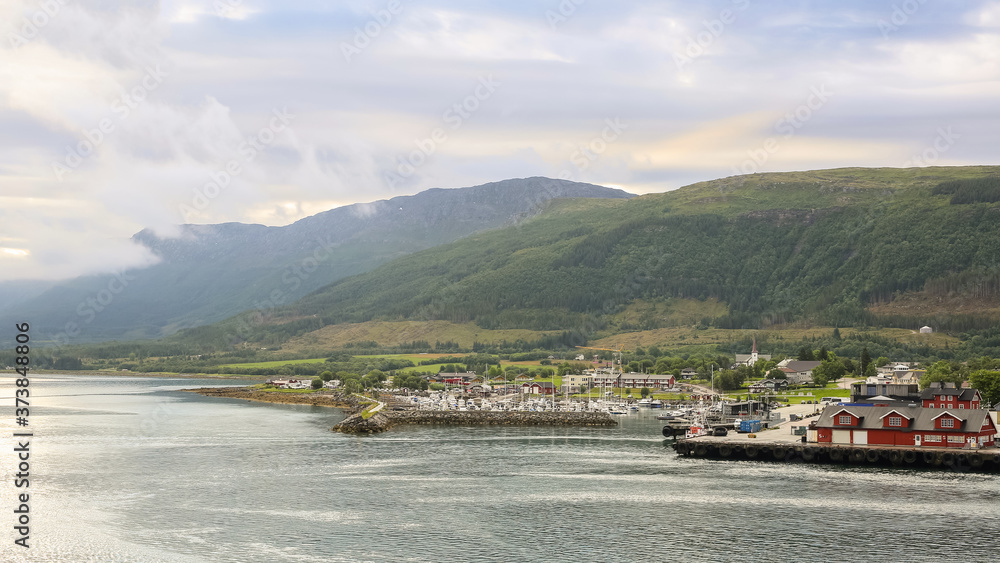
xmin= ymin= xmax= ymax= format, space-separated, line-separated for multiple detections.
xmin=179 ymin=165 xmax=1000 ymax=351
xmin=6 ymin=178 xmax=631 ymax=344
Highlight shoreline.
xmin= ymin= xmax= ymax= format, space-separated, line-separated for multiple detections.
xmin=4 ymin=369 xmax=263 ymax=380
xmin=183 ymin=386 xmax=360 ymax=409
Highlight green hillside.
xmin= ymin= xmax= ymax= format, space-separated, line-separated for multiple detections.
xmin=175 ymin=166 xmax=1000 ymax=352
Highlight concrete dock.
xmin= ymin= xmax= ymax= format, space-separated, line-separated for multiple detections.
xmin=673 ymin=438 xmax=1000 ymax=471
xmin=669 ymin=402 xmax=1000 ymax=471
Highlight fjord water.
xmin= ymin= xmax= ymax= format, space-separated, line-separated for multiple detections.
xmin=2 ymin=376 xmax=998 ymax=562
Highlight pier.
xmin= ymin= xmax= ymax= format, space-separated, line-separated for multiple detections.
xmin=673 ymin=438 xmax=1000 ymax=472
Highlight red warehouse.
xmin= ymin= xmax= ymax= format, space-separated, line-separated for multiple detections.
xmin=813 ymin=405 xmax=997 ymax=449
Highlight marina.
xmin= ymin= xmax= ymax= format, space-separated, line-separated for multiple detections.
xmin=4 ymin=374 xmax=1000 ymax=562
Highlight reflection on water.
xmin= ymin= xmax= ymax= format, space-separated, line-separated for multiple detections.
xmin=1 ymin=375 xmax=997 ymax=562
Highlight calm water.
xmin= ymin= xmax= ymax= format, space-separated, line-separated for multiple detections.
xmin=2 ymin=375 xmax=998 ymax=562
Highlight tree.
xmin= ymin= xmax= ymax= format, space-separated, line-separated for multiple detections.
xmin=919 ymin=361 xmax=965 ymax=389
xmin=812 ymin=370 xmax=830 ymax=388
xmin=797 ymin=347 xmax=815 ymax=361
xmin=832 ymin=327 xmax=841 ymax=340
xmin=767 ymin=368 xmax=786 ymax=379
xmin=320 ymin=370 xmax=333 ymax=382
xmin=714 ymin=370 xmax=739 ymax=391
xmin=640 ymin=387 xmax=651 ymax=399
xmin=875 ymin=356 xmax=890 ymax=368
xmin=969 ymin=370 xmax=1000 ymax=406
xmin=343 ymin=379 xmax=362 ymax=394
xmin=311 ymin=377 xmax=323 ymax=389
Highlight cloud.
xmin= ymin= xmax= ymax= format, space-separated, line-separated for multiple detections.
xmin=0 ymin=0 xmax=998 ymax=281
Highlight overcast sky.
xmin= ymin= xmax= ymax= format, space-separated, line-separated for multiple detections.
xmin=1 ymin=0 xmax=998 ymax=281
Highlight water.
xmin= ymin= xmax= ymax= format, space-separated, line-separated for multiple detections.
xmin=2 ymin=375 xmax=998 ymax=562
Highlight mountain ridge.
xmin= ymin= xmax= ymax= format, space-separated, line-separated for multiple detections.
xmin=171 ymin=165 xmax=1000 ymax=352
xmin=6 ymin=177 xmax=631 ymax=344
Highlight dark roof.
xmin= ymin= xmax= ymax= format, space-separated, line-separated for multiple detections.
xmin=784 ymin=361 xmax=821 ymax=372
xmin=814 ymin=405 xmax=994 ymax=433
xmin=919 ymin=387 xmax=980 ymax=401
xmin=749 ymin=379 xmax=787 ymax=387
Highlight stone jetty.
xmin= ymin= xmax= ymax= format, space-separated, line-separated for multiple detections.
xmin=333 ymin=410 xmax=618 ymax=434
xmin=185 ymin=386 xmax=360 ymax=409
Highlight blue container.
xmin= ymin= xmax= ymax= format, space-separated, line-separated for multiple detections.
xmin=739 ymin=420 xmax=763 ymax=433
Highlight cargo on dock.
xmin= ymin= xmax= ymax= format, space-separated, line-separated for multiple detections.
xmin=673 ymin=438 xmax=1000 ymax=472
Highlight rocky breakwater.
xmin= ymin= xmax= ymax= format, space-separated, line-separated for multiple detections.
xmin=186 ymin=387 xmax=361 ymax=409
xmin=333 ymin=410 xmax=618 ymax=434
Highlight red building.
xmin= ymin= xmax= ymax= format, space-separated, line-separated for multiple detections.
xmin=813 ymin=405 xmax=996 ymax=449
xmin=920 ymin=382 xmax=982 ymax=410
xmin=521 ymin=382 xmax=557 ymax=395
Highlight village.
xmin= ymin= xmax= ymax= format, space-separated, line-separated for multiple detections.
xmin=671 ymin=352 xmax=1000 ymax=470
xmin=257 ymin=337 xmax=1000 ymax=470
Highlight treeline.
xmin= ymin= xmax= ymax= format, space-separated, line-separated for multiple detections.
xmin=932 ymin=176 xmax=1000 ymax=204
xmin=258 ymin=188 xmax=1000 ymax=337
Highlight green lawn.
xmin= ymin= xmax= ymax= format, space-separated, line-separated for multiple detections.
xmin=219 ymin=358 xmax=328 ymax=369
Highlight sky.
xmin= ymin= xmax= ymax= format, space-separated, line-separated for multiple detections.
xmin=0 ymin=0 xmax=998 ymax=281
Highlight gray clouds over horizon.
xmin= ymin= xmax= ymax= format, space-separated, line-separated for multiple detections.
xmin=0 ymin=0 xmax=998 ymax=280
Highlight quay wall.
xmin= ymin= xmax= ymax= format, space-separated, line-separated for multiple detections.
xmin=674 ymin=439 xmax=1000 ymax=472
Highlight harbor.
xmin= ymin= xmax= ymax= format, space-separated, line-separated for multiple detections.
xmin=674 ymin=437 xmax=1000 ymax=471
xmin=668 ymin=388 xmax=1000 ymax=472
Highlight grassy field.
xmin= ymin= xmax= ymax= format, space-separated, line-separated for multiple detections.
xmin=349 ymin=353 xmax=457 ymax=362
xmin=218 ymin=358 xmax=328 ymax=369
xmin=278 ymin=320 xmax=562 ymax=353
xmin=589 ymin=325 xmax=960 ymax=351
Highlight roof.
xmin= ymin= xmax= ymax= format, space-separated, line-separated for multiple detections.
xmin=783 ymin=360 xmax=822 ymax=372
xmin=749 ymin=379 xmax=787 ymax=387
xmin=919 ymin=387 xmax=980 ymax=401
xmin=735 ymin=354 xmax=773 ymax=363
xmin=814 ymin=405 xmax=995 ymax=433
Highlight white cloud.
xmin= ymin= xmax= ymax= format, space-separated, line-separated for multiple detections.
xmin=0 ymin=1 xmax=998 ymax=282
